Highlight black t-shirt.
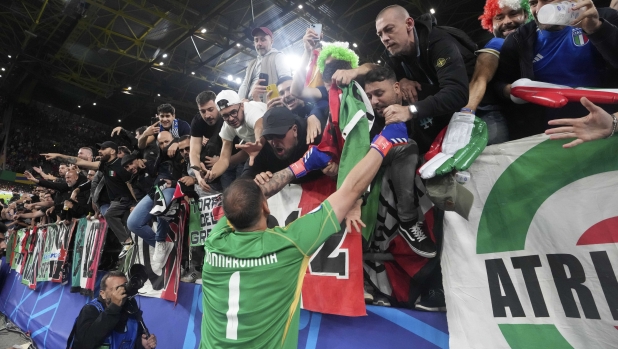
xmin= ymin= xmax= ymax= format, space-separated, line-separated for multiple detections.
xmin=98 ymin=157 xmax=132 ymax=200
xmin=241 ymin=117 xmax=324 ymax=184
xmin=191 ymin=114 xmax=224 ymax=158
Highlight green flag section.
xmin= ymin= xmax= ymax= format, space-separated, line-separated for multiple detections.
xmin=476 ymin=137 xmax=618 ymax=254
xmin=442 ymin=134 xmax=618 ymax=349
xmin=499 ymin=324 xmax=573 ymax=349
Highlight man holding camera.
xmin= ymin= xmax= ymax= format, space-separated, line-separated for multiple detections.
xmin=68 ymin=271 xmax=157 ymax=349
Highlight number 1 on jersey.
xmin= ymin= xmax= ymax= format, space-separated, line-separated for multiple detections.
xmin=226 ymin=271 xmax=240 ymax=340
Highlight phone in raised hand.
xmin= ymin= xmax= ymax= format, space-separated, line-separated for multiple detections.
xmin=310 ymin=23 xmax=322 ymax=38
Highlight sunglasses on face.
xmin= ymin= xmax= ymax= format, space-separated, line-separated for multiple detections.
xmin=222 ymin=105 xmax=241 ymax=121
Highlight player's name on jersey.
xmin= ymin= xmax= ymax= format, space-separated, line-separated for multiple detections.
xmin=205 ymin=249 xmax=278 ymax=268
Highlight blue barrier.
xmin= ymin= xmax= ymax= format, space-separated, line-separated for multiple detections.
xmin=0 ymin=260 xmax=449 ymax=348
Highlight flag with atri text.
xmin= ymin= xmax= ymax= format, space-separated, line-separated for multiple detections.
xmin=442 ymin=134 xmax=618 ymax=348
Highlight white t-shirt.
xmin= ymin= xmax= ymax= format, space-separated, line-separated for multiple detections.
xmin=219 ymin=101 xmax=267 ymax=143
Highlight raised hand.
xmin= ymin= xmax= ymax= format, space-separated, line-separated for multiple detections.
xmin=546 ymin=97 xmax=616 ymax=148
xmin=235 ymin=141 xmax=263 ymax=166
xmin=306 ymin=115 xmax=321 ymax=144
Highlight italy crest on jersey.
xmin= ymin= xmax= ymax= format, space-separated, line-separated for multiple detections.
xmin=572 ymin=27 xmax=589 ymax=47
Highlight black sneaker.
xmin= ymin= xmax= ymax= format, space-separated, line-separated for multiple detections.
xmin=415 ymin=289 xmax=446 ymax=312
xmin=398 ymin=222 xmax=437 ymax=258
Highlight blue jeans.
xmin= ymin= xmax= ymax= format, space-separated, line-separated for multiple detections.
xmin=100 ymin=204 xmax=109 ymax=216
xmin=126 ymin=188 xmax=175 ymax=247
xmin=220 ymin=162 xmax=245 ymax=190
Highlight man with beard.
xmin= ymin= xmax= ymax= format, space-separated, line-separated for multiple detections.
xmin=203 ymin=90 xmax=265 ymax=183
xmin=238 ymin=26 xmax=292 ymax=101
xmin=42 ymin=141 xmax=135 ymax=259
xmin=494 ymin=0 xmax=618 ymax=139
xmin=466 ymin=0 xmax=531 ymax=144
xmin=363 ymin=66 xmax=434 ymax=257
xmin=241 ymin=107 xmax=333 ymax=188
xmin=190 ymin=91 xmax=245 ymax=193
xmin=138 ymin=103 xmax=191 ymax=157
xmin=363 ymin=66 xmax=448 ymax=311
xmin=376 ymin=5 xmax=473 ymax=153
xmin=68 ymin=271 xmax=157 ymax=349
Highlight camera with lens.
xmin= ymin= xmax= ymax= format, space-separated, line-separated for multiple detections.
xmin=117 ymin=264 xmax=152 ymax=337
xmin=119 ymin=264 xmax=148 ymax=298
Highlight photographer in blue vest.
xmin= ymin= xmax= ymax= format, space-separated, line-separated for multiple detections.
xmin=67 ymin=271 xmax=157 ymax=349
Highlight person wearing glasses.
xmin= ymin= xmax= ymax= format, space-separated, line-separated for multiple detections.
xmin=241 ymin=107 xmax=335 ymax=193
xmin=204 ymin=90 xmax=267 ymax=183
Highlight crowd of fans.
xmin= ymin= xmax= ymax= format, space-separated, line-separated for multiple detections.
xmin=2 ymin=103 xmax=113 ymax=173
xmin=2 ymin=0 xmax=618 ymax=347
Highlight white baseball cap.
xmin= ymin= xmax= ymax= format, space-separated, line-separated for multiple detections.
xmin=215 ymin=90 xmax=241 ymax=111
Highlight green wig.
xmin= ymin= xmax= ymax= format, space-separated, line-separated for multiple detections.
xmin=317 ymin=42 xmax=359 ymax=74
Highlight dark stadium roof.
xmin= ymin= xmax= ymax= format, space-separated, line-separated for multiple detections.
xmin=0 ymin=0 xmax=611 ymax=129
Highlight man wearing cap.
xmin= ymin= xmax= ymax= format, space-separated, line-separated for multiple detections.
xmin=237 ymin=26 xmax=292 ymax=101
xmin=204 ymin=90 xmax=266 ymax=183
xmin=241 ymin=107 xmax=330 ymax=189
xmin=42 ymin=141 xmax=136 ymax=259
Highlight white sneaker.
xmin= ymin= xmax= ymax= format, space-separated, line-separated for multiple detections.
xmin=151 ymin=241 xmax=174 ymax=272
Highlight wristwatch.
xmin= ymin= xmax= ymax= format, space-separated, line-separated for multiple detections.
xmin=408 ymin=105 xmax=418 ymax=119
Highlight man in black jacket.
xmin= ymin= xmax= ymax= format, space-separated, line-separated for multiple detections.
xmin=23 ymin=169 xmax=89 ymax=220
xmin=68 ymin=271 xmax=156 ymax=349
xmin=377 ymin=5 xmax=472 ymax=153
xmin=493 ymin=0 xmax=618 ymax=139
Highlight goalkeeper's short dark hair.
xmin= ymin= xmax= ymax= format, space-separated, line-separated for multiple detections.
xmin=222 ymin=179 xmax=265 ymax=230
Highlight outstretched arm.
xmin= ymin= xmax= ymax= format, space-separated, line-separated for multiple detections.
xmin=546 ymin=97 xmax=618 ymax=148
xmin=41 ymin=153 xmax=101 ymax=170
xmin=258 ymin=169 xmax=296 ymax=199
xmin=465 ymin=52 xmax=499 ymax=111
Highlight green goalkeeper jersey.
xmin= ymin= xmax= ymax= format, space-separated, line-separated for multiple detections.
xmin=200 ymin=200 xmax=340 ymax=349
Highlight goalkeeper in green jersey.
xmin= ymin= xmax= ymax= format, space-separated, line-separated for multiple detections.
xmin=201 ymin=123 xmax=409 ymax=348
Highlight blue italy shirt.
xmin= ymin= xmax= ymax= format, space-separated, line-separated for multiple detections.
xmin=533 ymin=27 xmax=605 ymax=87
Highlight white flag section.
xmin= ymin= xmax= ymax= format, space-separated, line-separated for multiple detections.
xmin=442 ymin=135 xmax=618 ymax=349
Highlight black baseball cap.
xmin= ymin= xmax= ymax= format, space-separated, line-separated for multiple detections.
xmin=261 ymin=107 xmax=297 ymax=137
xmin=96 ymin=141 xmax=119 ymax=152
xmin=121 ymin=153 xmax=139 ymax=167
